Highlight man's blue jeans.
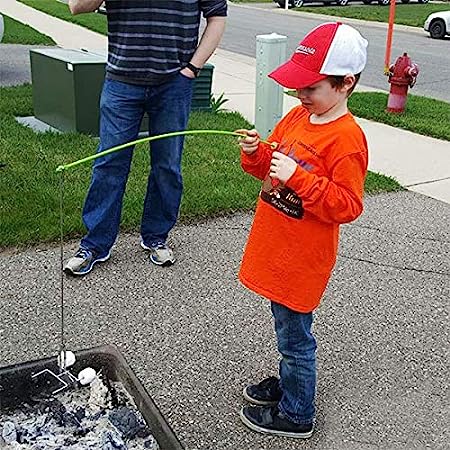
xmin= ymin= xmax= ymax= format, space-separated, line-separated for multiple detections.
xmin=271 ymin=302 xmax=316 ymax=425
xmin=81 ymin=74 xmax=194 ymax=255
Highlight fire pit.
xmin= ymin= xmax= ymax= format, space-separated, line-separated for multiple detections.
xmin=0 ymin=345 xmax=183 ymax=449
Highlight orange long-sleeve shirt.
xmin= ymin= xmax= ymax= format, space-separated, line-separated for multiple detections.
xmin=239 ymin=105 xmax=368 ymax=313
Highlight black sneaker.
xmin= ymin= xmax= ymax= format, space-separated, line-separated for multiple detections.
xmin=240 ymin=405 xmax=314 ymax=439
xmin=243 ymin=376 xmax=282 ymax=406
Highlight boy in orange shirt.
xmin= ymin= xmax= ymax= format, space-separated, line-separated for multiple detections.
xmin=237 ymin=22 xmax=369 ymax=438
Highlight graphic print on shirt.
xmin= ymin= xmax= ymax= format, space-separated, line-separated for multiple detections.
xmin=260 ymin=137 xmax=316 ymax=219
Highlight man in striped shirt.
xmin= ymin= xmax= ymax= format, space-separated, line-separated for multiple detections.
xmin=64 ymin=0 xmax=227 ymax=276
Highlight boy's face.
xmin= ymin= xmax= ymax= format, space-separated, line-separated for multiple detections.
xmin=295 ymin=75 xmax=355 ymax=116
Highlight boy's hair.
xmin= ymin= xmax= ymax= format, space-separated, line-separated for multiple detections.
xmin=327 ymin=73 xmax=361 ymax=97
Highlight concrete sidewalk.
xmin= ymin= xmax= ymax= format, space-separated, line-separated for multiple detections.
xmin=1 ymin=0 xmax=450 ymax=204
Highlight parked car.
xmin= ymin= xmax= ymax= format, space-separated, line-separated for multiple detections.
xmin=274 ymin=0 xmax=352 ymax=6
xmin=363 ymin=0 xmax=429 ymax=4
xmin=274 ymin=0 xmax=429 ymax=6
xmin=424 ymin=10 xmax=450 ymax=39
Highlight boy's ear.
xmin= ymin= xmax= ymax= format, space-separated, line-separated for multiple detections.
xmin=342 ymin=74 xmax=356 ymax=93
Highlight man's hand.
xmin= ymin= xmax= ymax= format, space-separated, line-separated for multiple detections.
xmin=180 ymin=67 xmax=196 ymax=79
xmin=270 ymin=152 xmax=297 ymax=183
xmin=236 ymin=129 xmax=260 ymax=155
xmin=68 ymin=0 xmax=104 ymax=15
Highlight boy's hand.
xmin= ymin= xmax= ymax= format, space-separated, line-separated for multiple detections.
xmin=236 ymin=129 xmax=260 ymax=155
xmin=270 ymin=152 xmax=297 ymax=183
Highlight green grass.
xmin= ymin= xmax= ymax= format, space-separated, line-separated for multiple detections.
xmin=19 ymin=0 xmax=108 ymax=35
xmin=349 ymin=92 xmax=450 ymax=141
xmin=0 ymin=85 xmax=400 ymax=248
xmin=1 ymin=14 xmax=55 ymax=45
xmin=286 ymin=90 xmax=450 ymax=141
xmin=298 ymin=4 xmax=450 ymax=28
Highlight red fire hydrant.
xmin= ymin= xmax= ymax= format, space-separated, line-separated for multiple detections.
xmin=386 ymin=53 xmax=419 ymax=113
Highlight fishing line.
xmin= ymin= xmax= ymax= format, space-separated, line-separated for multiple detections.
xmin=58 ymin=170 xmax=66 ymax=368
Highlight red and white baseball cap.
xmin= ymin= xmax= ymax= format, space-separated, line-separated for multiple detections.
xmin=269 ymin=22 xmax=368 ymax=89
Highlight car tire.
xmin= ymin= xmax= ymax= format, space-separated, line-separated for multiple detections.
xmin=362 ymin=0 xmax=372 ymax=4
xmin=336 ymin=0 xmax=349 ymax=5
xmin=378 ymin=0 xmax=390 ymax=5
xmin=429 ymin=19 xmax=446 ymax=39
xmin=400 ymin=0 xmax=410 ymax=3
xmin=418 ymin=0 xmax=429 ymax=3
xmin=292 ymin=0 xmax=304 ymax=7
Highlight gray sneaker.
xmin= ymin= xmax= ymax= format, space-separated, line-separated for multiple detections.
xmin=63 ymin=247 xmax=110 ymax=276
xmin=141 ymin=242 xmax=175 ymax=266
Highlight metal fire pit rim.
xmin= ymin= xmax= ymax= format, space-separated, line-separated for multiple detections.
xmin=0 ymin=344 xmax=184 ymax=450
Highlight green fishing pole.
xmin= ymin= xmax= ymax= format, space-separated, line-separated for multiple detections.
xmin=56 ymin=129 xmax=277 ymax=172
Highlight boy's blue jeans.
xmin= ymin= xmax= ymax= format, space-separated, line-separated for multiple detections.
xmin=81 ymin=74 xmax=194 ymax=255
xmin=271 ymin=302 xmax=316 ymax=425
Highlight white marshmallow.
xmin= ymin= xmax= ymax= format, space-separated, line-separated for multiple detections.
xmin=78 ymin=367 xmax=97 ymax=385
xmin=57 ymin=350 xmax=76 ymax=369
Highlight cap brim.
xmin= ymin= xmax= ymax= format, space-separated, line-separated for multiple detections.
xmin=268 ymin=59 xmax=327 ymax=89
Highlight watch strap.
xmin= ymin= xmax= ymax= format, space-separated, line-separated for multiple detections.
xmin=186 ymin=62 xmax=201 ymax=77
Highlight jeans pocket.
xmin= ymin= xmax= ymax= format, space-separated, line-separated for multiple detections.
xmin=178 ymin=71 xmax=195 ymax=82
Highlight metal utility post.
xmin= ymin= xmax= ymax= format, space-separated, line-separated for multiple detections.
xmin=255 ymin=33 xmax=287 ymax=139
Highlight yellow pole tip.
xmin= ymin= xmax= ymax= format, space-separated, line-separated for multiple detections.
xmin=270 ymin=142 xmax=279 ymax=150
xmin=56 ymin=166 xmax=64 ymax=172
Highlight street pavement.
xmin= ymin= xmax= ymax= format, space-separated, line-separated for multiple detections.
xmin=1 ymin=2 xmax=449 ymax=449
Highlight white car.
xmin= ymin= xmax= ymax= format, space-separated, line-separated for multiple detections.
xmin=0 ymin=14 xmax=4 ymax=43
xmin=424 ymin=10 xmax=450 ymax=39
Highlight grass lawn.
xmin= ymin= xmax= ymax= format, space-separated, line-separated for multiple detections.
xmin=0 ymin=85 xmax=400 ymax=249
xmin=1 ymin=14 xmax=55 ymax=45
xmin=295 ymin=4 xmax=450 ymax=28
xmin=285 ymin=90 xmax=450 ymax=141
xmin=349 ymin=92 xmax=450 ymax=141
xmin=19 ymin=0 xmax=107 ymax=35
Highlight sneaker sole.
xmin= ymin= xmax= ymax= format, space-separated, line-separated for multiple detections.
xmin=242 ymin=387 xmax=279 ymax=406
xmin=64 ymin=252 xmax=111 ymax=276
xmin=239 ymin=408 xmax=314 ymax=439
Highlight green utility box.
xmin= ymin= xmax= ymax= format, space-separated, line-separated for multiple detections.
xmin=30 ymin=48 xmax=214 ymax=136
xmin=30 ymin=48 xmax=107 ymax=136
xmin=192 ymin=63 xmax=214 ymax=112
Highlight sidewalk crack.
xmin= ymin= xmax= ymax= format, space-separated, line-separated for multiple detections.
xmin=406 ymin=176 xmax=450 ymax=188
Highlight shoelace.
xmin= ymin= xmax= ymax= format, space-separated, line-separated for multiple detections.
xmin=75 ymin=248 xmax=92 ymax=259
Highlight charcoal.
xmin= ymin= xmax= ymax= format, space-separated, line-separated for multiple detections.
xmin=1 ymin=380 xmax=158 ymax=449
xmin=63 ymin=435 xmax=78 ymax=446
xmin=46 ymin=399 xmax=67 ymax=426
xmin=91 ymin=409 xmax=106 ymax=421
xmin=101 ymin=430 xmax=127 ymax=449
xmin=108 ymin=406 xmax=146 ymax=440
xmin=2 ymin=420 xmax=17 ymax=443
xmin=74 ymin=406 xmax=86 ymax=422
xmin=144 ymin=435 xmax=159 ymax=449
xmin=61 ymin=411 xmax=82 ymax=427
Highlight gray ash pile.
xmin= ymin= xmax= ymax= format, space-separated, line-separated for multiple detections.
xmin=0 ymin=375 xmax=159 ymax=449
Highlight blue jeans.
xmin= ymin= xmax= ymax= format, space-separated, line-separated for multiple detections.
xmin=81 ymin=75 xmax=194 ymax=255
xmin=271 ymin=302 xmax=316 ymax=425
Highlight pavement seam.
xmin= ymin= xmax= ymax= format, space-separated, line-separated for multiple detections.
xmin=405 ymin=175 xmax=450 ymax=187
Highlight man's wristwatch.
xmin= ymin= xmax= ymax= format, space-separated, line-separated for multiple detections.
xmin=186 ymin=62 xmax=201 ymax=78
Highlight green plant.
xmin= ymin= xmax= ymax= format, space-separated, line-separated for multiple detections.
xmin=210 ymin=93 xmax=229 ymax=113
